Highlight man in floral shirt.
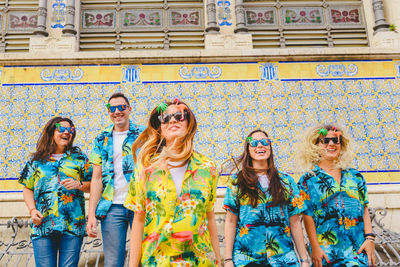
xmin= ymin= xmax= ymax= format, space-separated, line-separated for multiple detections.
xmin=86 ymin=93 xmax=145 ymax=267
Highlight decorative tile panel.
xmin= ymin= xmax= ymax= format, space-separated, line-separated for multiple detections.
xmin=168 ymin=9 xmax=203 ymax=29
xmin=329 ymin=6 xmax=362 ymax=27
xmin=217 ymin=0 xmax=232 ymax=26
xmin=1 ymin=61 xmax=399 ymax=188
xmin=51 ymin=0 xmax=66 ymax=29
xmin=281 ymin=7 xmax=324 ymax=27
xmin=245 ymin=8 xmax=276 ymax=27
xmin=81 ymin=10 xmax=116 ymax=29
xmin=121 ymin=10 xmax=163 ymax=29
xmin=7 ymin=12 xmax=37 ymax=32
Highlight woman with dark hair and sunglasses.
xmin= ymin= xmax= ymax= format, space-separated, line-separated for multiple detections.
xmin=296 ymin=124 xmax=375 ymax=267
xmin=223 ymin=129 xmax=309 ymax=267
xmin=18 ymin=117 xmax=92 ymax=267
xmin=124 ymin=99 xmax=221 ymax=266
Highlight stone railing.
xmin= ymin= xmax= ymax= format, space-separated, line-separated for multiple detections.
xmin=0 ymin=208 xmax=399 ymax=266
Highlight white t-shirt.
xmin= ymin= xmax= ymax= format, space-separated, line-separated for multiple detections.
xmin=112 ymin=130 xmax=129 ymax=204
xmin=168 ymin=161 xmax=188 ymax=196
xmin=51 ymin=154 xmax=63 ymax=161
xmin=258 ymin=174 xmax=269 ymax=189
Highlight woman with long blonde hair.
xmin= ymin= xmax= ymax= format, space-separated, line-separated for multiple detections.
xmin=124 ymin=99 xmax=221 ymax=266
xmin=296 ymin=124 xmax=376 ymax=267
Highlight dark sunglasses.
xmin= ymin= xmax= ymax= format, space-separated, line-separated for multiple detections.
xmin=249 ymin=138 xmax=271 ymax=147
xmin=158 ymin=111 xmax=188 ymax=124
xmin=106 ymin=104 xmax=128 ymax=113
xmin=55 ymin=123 xmax=75 ymax=134
xmin=319 ymin=137 xmax=340 ymax=144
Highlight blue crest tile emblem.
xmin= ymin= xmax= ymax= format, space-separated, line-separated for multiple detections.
xmin=122 ymin=65 xmax=141 ymax=83
xmin=260 ymin=63 xmax=278 ymax=81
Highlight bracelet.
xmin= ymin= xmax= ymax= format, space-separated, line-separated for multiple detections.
xmin=29 ymin=207 xmax=37 ymax=214
xmin=366 ymin=237 xmax=375 ymax=242
xmin=224 ymin=258 xmax=232 ymax=263
xmin=300 ymin=258 xmax=311 ymax=264
xmin=78 ymin=180 xmax=83 ymax=189
xmin=364 ymin=233 xmax=376 ymax=238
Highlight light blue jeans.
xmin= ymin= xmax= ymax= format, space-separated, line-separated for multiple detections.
xmin=32 ymin=231 xmax=83 ymax=267
xmin=101 ymin=204 xmax=134 ymax=267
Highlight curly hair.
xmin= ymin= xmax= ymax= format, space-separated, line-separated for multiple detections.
xmin=295 ymin=124 xmax=354 ymax=173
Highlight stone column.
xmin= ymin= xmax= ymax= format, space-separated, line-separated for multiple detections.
xmin=372 ymin=0 xmax=389 ymax=33
xmin=34 ymin=0 xmax=49 ymax=36
xmin=234 ymin=0 xmax=247 ymax=33
xmin=62 ymin=0 xmax=77 ymax=36
xmin=205 ymin=0 xmax=220 ymax=33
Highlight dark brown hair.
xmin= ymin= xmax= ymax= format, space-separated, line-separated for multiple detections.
xmin=31 ymin=117 xmax=76 ymax=162
xmin=234 ymin=129 xmax=288 ymax=207
xmin=108 ymin=92 xmax=130 ymax=106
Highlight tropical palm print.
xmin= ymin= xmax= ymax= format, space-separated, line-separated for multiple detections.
xmin=18 ymin=147 xmax=92 ymax=239
xmin=223 ymin=172 xmax=305 ymax=267
xmin=297 ymin=166 xmax=369 ymax=266
xmin=124 ymin=152 xmax=219 ymax=266
xmin=89 ymin=121 xmax=145 ymax=218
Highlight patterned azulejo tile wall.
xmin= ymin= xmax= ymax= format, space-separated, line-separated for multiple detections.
xmin=0 ymin=60 xmax=399 ymax=191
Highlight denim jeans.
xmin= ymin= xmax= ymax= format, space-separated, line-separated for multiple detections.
xmin=101 ymin=204 xmax=134 ymax=267
xmin=32 ymin=231 xmax=83 ymax=267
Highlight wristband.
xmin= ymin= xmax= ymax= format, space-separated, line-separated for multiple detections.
xmin=366 ymin=237 xmax=375 ymax=242
xmin=364 ymin=233 xmax=376 ymax=238
xmin=300 ymin=258 xmax=311 ymax=264
xmin=224 ymin=258 xmax=232 ymax=263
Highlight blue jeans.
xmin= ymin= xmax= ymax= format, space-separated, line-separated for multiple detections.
xmin=32 ymin=231 xmax=83 ymax=267
xmin=101 ymin=204 xmax=134 ymax=267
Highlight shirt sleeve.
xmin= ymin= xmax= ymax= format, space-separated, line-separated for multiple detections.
xmin=18 ymin=161 xmax=35 ymax=190
xmin=89 ymin=135 xmax=103 ymax=166
xmin=223 ymin=175 xmax=239 ymax=216
xmin=124 ymin=163 xmax=146 ymax=213
xmin=82 ymin=154 xmax=93 ymax=182
xmin=206 ymin=161 xmax=219 ymax=213
xmin=297 ymin=174 xmax=313 ymax=216
xmin=286 ymin=174 xmax=306 ymax=217
xmin=357 ymin=171 xmax=369 ymax=206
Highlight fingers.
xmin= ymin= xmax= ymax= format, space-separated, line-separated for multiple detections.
xmin=31 ymin=210 xmax=43 ymax=225
xmin=357 ymin=242 xmax=366 ymax=254
xmin=61 ymin=179 xmax=80 ymax=190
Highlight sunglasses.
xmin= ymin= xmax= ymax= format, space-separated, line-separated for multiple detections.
xmin=55 ymin=123 xmax=75 ymax=134
xmin=158 ymin=111 xmax=188 ymax=124
xmin=249 ymin=138 xmax=271 ymax=147
xmin=106 ymin=104 xmax=128 ymax=113
xmin=319 ymin=137 xmax=340 ymax=144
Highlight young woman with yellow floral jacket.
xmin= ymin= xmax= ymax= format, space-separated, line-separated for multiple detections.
xmin=124 ymin=99 xmax=221 ymax=267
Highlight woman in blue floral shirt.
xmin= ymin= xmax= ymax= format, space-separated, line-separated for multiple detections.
xmin=296 ymin=124 xmax=376 ymax=267
xmin=19 ymin=117 xmax=92 ymax=267
xmin=223 ymin=129 xmax=309 ymax=267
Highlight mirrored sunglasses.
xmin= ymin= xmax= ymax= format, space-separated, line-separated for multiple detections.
xmin=158 ymin=111 xmax=188 ymax=124
xmin=55 ymin=123 xmax=75 ymax=134
xmin=106 ymin=104 xmax=128 ymax=113
xmin=249 ymin=138 xmax=271 ymax=147
xmin=319 ymin=137 xmax=340 ymax=144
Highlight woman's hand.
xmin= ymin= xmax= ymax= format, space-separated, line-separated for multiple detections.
xmin=311 ymin=245 xmax=330 ymax=267
xmin=358 ymin=239 xmax=376 ymax=267
xmin=224 ymin=260 xmax=234 ymax=267
xmin=30 ymin=208 xmax=43 ymax=225
xmin=61 ymin=178 xmax=82 ymax=190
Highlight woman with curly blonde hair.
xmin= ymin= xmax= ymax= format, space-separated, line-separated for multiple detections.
xmin=296 ymin=124 xmax=376 ymax=267
xmin=124 ymin=99 xmax=221 ymax=267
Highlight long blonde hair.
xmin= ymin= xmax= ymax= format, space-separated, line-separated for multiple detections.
xmin=132 ymin=100 xmax=197 ymax=169
xmin=295 ymin=124 xmax=354 ymax=173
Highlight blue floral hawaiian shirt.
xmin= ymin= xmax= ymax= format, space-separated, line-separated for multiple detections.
xmin=223 ymin=172 xmax=305 ymax=267
xmin=89 ymin=120 xmax=145 ymax=219
xmin=19 ymin=147 xmax=92 ymax=239
xmin=297 ymin=166 xmax=369 ymax=266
